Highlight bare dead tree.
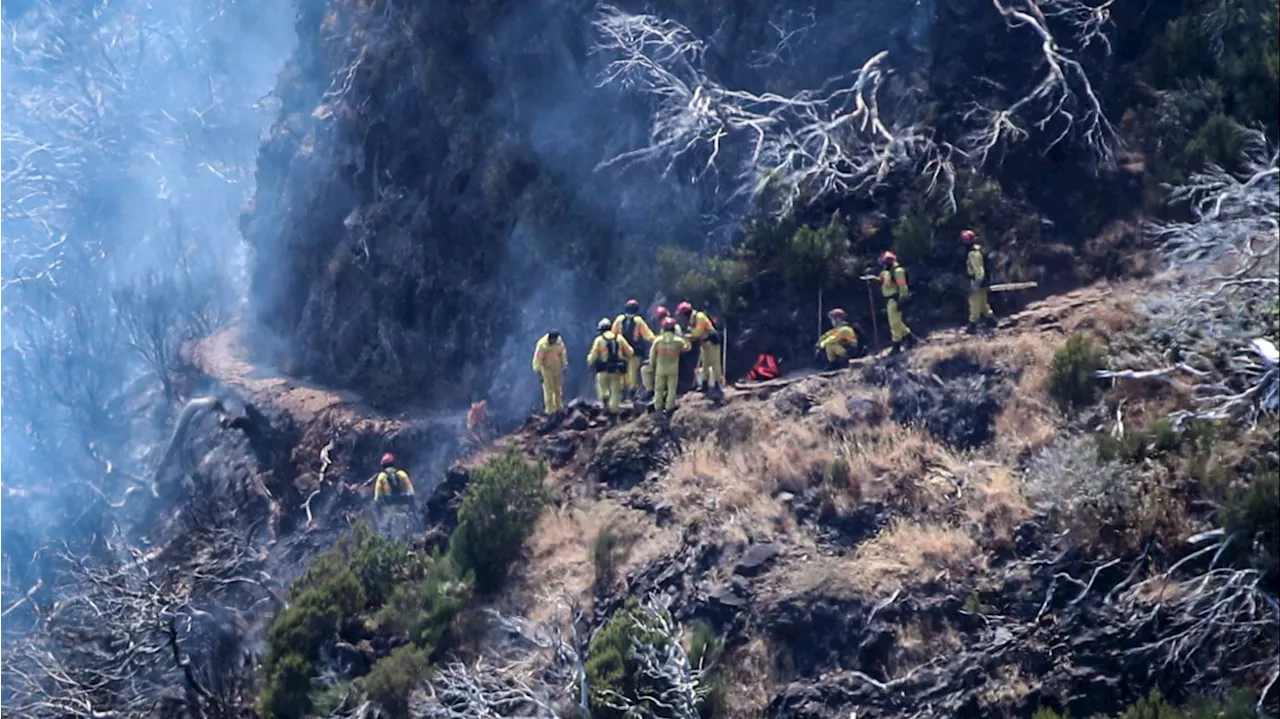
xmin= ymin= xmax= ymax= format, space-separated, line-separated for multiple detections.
xmin=595 ymin=593 xmax=711 ymax=719
xmin=0 ymin=507 xmax=274 ymax=719
xmin=590 ymin=5 xmax=954 ymax=217
xmin=961 ymin=0 xmax=1119 ymax=168
xmin=1117 ymin=530 xmax=1280 ymax=712
xmin=1098 ymin=131 xmax=1279 ymax=427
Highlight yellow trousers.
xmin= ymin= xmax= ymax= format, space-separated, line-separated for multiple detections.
xmin=825 ymin=343 xmax=849 ymax=362
xmin=887 ymin=298 xmax=911 ymax=343
xmin=539 ymin=370 xmax=563 ymax=413
xmin=623 ymin=355 xmax=642 ymax=390
xmin=968 ymin=289 xmax=994 ymax=323
xmin=654 ymin=372 xmax=679 ymax=411
xmin=596 ymin=372 xmax=625 ymax=414
xmin=697 ymin=342 xmax=724 ymax=388
xmin=641 ymin=360 xmax=655 ymax=392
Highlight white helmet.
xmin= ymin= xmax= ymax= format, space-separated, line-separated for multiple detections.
xmin=597 ymin=317 xmax=612 ymax=332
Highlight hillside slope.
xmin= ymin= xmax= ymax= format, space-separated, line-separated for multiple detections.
xmin=213 ymin=275 xmax=1275 ymax=718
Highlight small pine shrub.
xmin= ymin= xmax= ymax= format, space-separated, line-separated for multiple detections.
xmin=449 ymin=444 xmax=551 ymax=592
xmin=687 ymin=621 xmax=726 ymax=719
xmin=585 ymin=597 xmax=671 ymax=719
xmin=593 ymin=528 xmax=618 ymax=592
xmin=374 ymin=553 xmax=472 ymax=651
xmin=1032 ymin=709 xmax=1071 ymax=719
xmin=1221 ymin=461 xmax=1280 ymax=583
xmin=1184 ymin=114 xmax=1248 ymax=173
xmin=783 ymin=215 xmax=847 ymax=290
xmin=259 ymin=652 xmax=315 ymax=719
xmin=1048 ymin=333 xmax=1105 ymax=408
xmin=362 ymin=644 xmax=431 ymax=719
xmin=891 ymin=215 xmax=934 ymax=263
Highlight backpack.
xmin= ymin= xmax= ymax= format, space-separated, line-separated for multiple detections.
xmin=621 ymin=314 xmax=637 ymax=341
xmin=746 ymin=354 xmax=780 ymax=382
xmin=593 ymin=335 xmax=627 ymax=373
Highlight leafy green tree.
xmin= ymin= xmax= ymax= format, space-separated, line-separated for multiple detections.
xmin=449 ymin=444 xmax=551 ymax=592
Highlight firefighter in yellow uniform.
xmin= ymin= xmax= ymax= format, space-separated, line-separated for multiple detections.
xmin=532 ymin=330 xmax=568 ymax=413
xmin=613 ymin=299 xmax=655 ymax=399
xmin=588 ymin=318 xmax=634 ymax=419
xmin=817 ymin=308 xmax=859 ymax=369
xmin=960 ymin=229 xmax=996 ymax=333
xmin=374 ymin=452 xmax=415 ymax=503
xmin=676 ymin=302 xmax=723 ymax=395
xmin=650 ymin=317 xmax=692 ymax=414
xmin=640 ymin=306 xmax=672 ymax=397
xmin=878 ymin=251 xmax=912 ymax=354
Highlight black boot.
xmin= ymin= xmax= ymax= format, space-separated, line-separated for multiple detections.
xmin=984 ymin=315 xmax=998 ymax=330
xmin=891 ymin=342 xmax=902 ymax=355
xmin=966 ymin=322 xmax=978 ymax=335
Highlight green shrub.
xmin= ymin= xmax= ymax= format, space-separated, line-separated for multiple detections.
xmin=1048 ymin=334 xmax=1105 ymax=409
xmin=1032 ymin=709 xmax=1071 ymax=719
xmin=374 ymin=553 xmax=472 ymax=651
xmin=891 ymin=215 xmax=934 ymax=263
xmin=1185 ymin=114 xmax=1249 ymax=172
xmin=310 ymin=681 xmax=355 ymax=717
xmin=1221 ymin=461 xmax=1280 ymax=582
xmin=962 ymin=590 xmax=988 ymax=615
xmin=362 ymin=644 xmax=432 ymax=719
xmin=783 ymin=215 xmax=847 ymax=290
xmin=687 ymin=621 xmax=725 ymax=719
xmin=1117 ymin=686 xmax=1260 ymax=719
xmin=449 ymin=444 xmax=551 ymax=592
xmin=585 ymin=597 xmax=672 ymax=719
xmin=593 ymin=528 xmax=618 ymax=591
xmin=259 ymin=652 xmax=315 ymax=719
xmin=657 ymin=245 xmax=703 ymax=300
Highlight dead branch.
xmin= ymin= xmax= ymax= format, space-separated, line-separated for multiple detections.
xmin=591 ymin=5 xmax=949 ymax=217
xmin=962 ymin=0 xmax=1118 ymax=167
xmin=595 ymin=593 xmax=710 ymax=719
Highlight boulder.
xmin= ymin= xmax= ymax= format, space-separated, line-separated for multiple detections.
xmin=735 ymin=543 xmax=782 ymax=576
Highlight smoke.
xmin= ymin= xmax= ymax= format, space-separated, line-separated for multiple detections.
xmin=0 ymin=0 xmax=294 ymax=626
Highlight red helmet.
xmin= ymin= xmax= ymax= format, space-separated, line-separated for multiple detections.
xmin=959 ymin=229 xmax=978 ymax=244
xmin=661 ymin=317 xmax=678 ymax=331
xmin=625 ymin=298 xmax=641 ymax=312
xmin=380 ymin=452 xmax=396 ymax=466
xmin=828 ymin=308 xmax=847 ymax=320
xmin=880 ymin=251 xmax=897 ymax=265
xmin=676 ymin=301 xmax=693 ymax=316
xmin=654 ymin=305 xmax=670 ymax=319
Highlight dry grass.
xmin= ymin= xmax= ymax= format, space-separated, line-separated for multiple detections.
xmin=519 ymin=500 xmax=672 ymax=622
xmin=777 ymin=521 xmax=982 ymax=600
xmin=894 ymin=615 xmax=962 ymax=666
xmin=835 ymin=424 xmax=963 ymax=516
xmin=959 ymin=462 xmax=1032 ymax=552
xmin=978 ymin=663 xmax=1041 ymax=715
xmin=844 ymin=520 xmax=982 ymax=597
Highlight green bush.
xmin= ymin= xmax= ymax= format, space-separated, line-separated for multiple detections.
xmin=258 ymin=522 xmax=424 ymax=719
xmin=310 ymin=681 xmax=355 ymax=717
xmin=449 ymin=444 xmax=551 ymax=592
xmin=783 ymin=215 xmax=847 ymax=290
xmin=1118 ymin=686 xmax=1260 ymax=719
xmin=891 ymin=215 xmax=934 ymax=263
xmin=362 ymin=644 xmax=432 ymax=719
xmin=593 ymin=528 xmax=618 ymax=591
xmin=1048 ymin=334 xmax=1105 ymax=409
xmin=687 ymin=621 xmax=726 ymax=719
xmin=1221 ymin=461 xmax=1280 ymax=582
xmin=1185 ymin=114 xmax=1249 ymax=172
xmin=374 ymin=553 xmax=472 ymax=651
xmin=585 ymin=597 xmax=671 ymax=719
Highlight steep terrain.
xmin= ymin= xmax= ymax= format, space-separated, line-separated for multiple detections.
xmin=176 ymin=275 xmax=1275 ymax=717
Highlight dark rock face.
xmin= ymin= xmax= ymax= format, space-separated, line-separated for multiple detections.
xmin=735 ymin=542 xmax=782 ymax=576
xmin=241 ymin=0 xmax=959 ymax=414
xmin=589 ymin=414 xmax=672 ymax=488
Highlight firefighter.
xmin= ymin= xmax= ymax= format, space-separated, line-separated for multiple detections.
xmin=373 ymin=452 xmax=415 ymax=503
xmin=817 ymin=308 xmax=859 ymax=369
xmin=676 ymin=302 xmax=723 ymax=396
xmin=588 ymin=317 xmax=634 ymax=420
xmin=640 ymin=305 xmax=672 ymax=399
xmin=532 ymin=329 xmax=568 ymax=414
xmin=650 ymin=317 xmax=693 ymax=414
xmin=961 ymin=229 xmax=996 ymax=333
xmin=613 ymin=299 xmax=655 ymax=398
xmin=878 ymin=251 xmax=913 ymax=354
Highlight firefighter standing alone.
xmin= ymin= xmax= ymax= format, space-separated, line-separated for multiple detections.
xmin=961 ymin=229 xmax=997 ymax=333
xmin=878 ymin=251 xmax=913 ymax=354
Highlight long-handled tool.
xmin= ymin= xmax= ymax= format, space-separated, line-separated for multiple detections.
xmin=988 ymin=281 xmax=1039 ymax=293
xmin=860 ymin=274 xmax=881 ymax=352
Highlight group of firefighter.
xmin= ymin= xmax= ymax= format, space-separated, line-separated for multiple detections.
xmin=374 ymin=230 xmax=996 ymax=504
xmin=530 ymin=229 xmax=998 ymax=421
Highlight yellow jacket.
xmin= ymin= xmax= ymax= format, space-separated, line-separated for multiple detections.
xmin=879 ymin=263 xmax=910 ymax=299
xmin=686 ymin=310 xmax=717 ymax=343
xmin=819 ymin=322 xmax=858 ymax=351
xmin=587 ymin=331 xmax=634 ymax=373
xmin=612 ymin=313 xmax=655 ymax=346
xmin=374 ymin=467 xmax=414 ymax=501
xmin=650 ymin=330 xmax=692 ymax=375
xmin=532 ymin=334 xmax=568 ymax=373
xmin=967 ymin=245 xmax=986 ymax=283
